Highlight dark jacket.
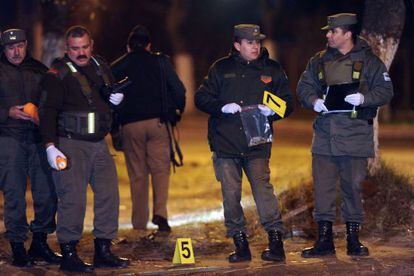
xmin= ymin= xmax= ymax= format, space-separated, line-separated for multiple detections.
xmin=297 ymin=37 xmax=394 ymax=157
xmin=0 ymin=53 xmax=48 ymax=142
xmin=39 ymin=55 xmax=113 ymax=144
xmin=195 ymin=47 xmax=294 ymax=159
xmin=110 ymin=47 xmax=186 ymax=126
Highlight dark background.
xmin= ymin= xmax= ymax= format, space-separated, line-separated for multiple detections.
xmin=1 ymin=0 xmax=413 ymax=119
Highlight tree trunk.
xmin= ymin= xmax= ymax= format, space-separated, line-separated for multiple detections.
xmin=361 ymin=0 xmax=405 ymax=175
xmin=167 ymin=0 xmax=195 ymax=114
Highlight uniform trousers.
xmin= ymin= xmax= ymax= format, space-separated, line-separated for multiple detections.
xmin=213 ymin=155 xmax=283 ymax=237
xmin=0 ymin=136 xmax=56 ymax=242
xmin=52 ymin=138 xmax=119 ymax=243
xmin=312 ymin=154 xmax=368 ymax=223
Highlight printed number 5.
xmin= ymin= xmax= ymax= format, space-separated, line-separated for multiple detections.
xmin=181 ymin=241 xmax=191 ymax=258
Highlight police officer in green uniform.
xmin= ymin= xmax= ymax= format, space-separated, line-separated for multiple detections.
xmin=297 ymin=13 xmax=393 ymax=257
xmin=39 ymin=26 xmax=129 ymax=273
xmin=0 ymin=28 xmax=61 ymax=267
xmin=195 ymin=24 xmax=294 ymax=263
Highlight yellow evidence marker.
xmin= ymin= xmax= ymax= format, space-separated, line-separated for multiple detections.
xmin=262 ymin=90 xmax=286 ymax=118
xmin=172 ymin=238 xmax=195 ymax=264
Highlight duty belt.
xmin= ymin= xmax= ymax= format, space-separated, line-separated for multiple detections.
xmin=58 ymin=111 xmax=111 ymax=141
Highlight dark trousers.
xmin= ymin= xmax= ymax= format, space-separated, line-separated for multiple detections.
xmin=52 ymin=138 xmax=119 ymax=243
xmin=0 ymin=136 xmax=57 ymax=242
xmin=312 ymin=154 xmax=368 ymax=223
xmin=213 ymin=155 xmax=283 ymax=237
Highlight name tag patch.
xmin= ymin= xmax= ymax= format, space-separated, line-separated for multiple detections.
xmin=224 ymin=73 xmax=236 ymax=78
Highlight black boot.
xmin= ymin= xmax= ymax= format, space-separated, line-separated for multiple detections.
xmin=94 ymin=238 xmax=129 ymax=268
xmin=28 ymin=232 xmax=62 ymax=264
xmin=346 ymin=222 xmax=369 ymax=256
xmin=228 ymin=231 xmax=251 ymax=263
xmin=59 ymin=241 xmax=94 ymax=273
xmin=152 ymin=215 xmax=171 ymax=232
xmin=10 ymin=242 xmax=34 ymax=267
xmin=301 ymin=221 xmax=335 ymax=258
xmin=261 ymin=230 xmax=285 ymax=262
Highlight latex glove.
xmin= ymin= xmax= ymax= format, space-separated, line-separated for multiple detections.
xmin=313 ymin=99 xmax=328 ymax=113
xmin=344 ymin=93 xmax=364 ymax=106
xmin=258 ymin=104 xmax=275 ymax=116
xmin=221 ymin=103 xmax=241 ymax=114
xmin=109 ymin=93 xmax=124 ymax=105
xmin=46 ymin=145 xmax=67 ymax=170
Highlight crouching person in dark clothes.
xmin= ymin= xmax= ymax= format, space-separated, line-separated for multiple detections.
xmin=0 ymin=28 xmax=61 ymax=267
xmin=195 ymin=24 xmax=294 ymax=262
xmin=38 ymin=25 xmax=129 ymax=273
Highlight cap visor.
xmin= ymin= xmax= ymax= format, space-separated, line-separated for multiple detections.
xmin=321 ymin=25 xmax=332 ymax=30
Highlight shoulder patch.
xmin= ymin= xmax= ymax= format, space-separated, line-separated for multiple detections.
xmin=383 ymin=72 xmax=391 ymax=82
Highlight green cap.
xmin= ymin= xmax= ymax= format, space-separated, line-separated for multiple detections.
xmin=234 ymin=24 xmax=266 ymax=40
xmin=1 ymin=29 xmax=26 ymax=46
xmin=321 ymin=13 xmax=357 ymax=30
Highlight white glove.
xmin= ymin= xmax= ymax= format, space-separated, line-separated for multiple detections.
xmin=109 ymin=93 xmax=124 ymax=105
xmin=313 ymin=99 xmax=328 ymax=113
xmin=221 ymin=103 xmax=241 ymax=114
xmin=46 ymin=145 xmax=66 ymax=170
xmin=258 ymin=104 xmax=275 ymax=116
xmin=344 ymin=93 xmax=364 ymax=106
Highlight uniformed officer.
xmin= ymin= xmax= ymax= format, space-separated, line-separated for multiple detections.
xmin=297 ymin=13 xmax=393 ymax=257
xmin=195 ymin=24 xmax=294 ymax=262
xmin=0 ymin=28 xmax=61 ymax=267
xmin=39 ymin=25 xmax=129 ymax=273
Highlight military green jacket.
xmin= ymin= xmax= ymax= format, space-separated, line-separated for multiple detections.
xmin=297 ymin=37 xmax=393 ymax=157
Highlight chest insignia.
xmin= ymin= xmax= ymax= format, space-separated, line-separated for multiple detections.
xmin=261 ymin=75 xmax=272 ymax=84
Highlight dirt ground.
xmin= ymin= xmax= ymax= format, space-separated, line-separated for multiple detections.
xmin=0 ymin=114 xmax=413 ymax=275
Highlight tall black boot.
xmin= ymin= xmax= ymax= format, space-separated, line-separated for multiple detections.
xmin=59 ymin=241 xmax=94 ymax=273
xmin=301 ymin=221 xmax=335 ymax=258
xmin=346 ymin=222 xmax=369 ymax=256
xmin=94 ymin=238 xmax=129 ymax=268
xmin=10 ymin=242 xmax=34 ymax=267
xmin=28 ymin=232 xmax=62 ymax=264
xmin=228 ymin=231 xmax=251 ymax=263
xmin=261 ymin=230 xmax=285 ymax=262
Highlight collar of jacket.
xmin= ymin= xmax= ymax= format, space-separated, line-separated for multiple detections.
xmin=325 ymin=36 xmax=371 ymax=59
xmin=229 ymin=46 xmax=269 ymax=68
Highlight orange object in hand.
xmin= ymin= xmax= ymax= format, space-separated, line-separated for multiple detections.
xmin=23 ymin=102 xmax=39 ymax=123
xmin=56 ymin=156 xmax=67 ymax=170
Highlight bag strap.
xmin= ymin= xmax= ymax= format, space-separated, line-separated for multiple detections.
xmin=157 ymin=55 xmax=183 ymax=171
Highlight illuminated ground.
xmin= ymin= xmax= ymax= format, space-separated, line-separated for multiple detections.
xmin=0 ymin=114 xmax=413 ymax=274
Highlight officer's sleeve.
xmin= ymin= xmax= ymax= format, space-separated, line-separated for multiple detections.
xmin=360 ymin=54 xmax=394 ymax=107
xmin=38 ymin=72 xmax=65 ymax=145
xmin=268 ymin=66 xmax=294 ymax=121
xmin=164 ymin=57 xmax=186 ymax=113
xmin=297 ymin=56 xmax=324 ymax=109
xmin=194 ymin=65 xmax=225 ymax=117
